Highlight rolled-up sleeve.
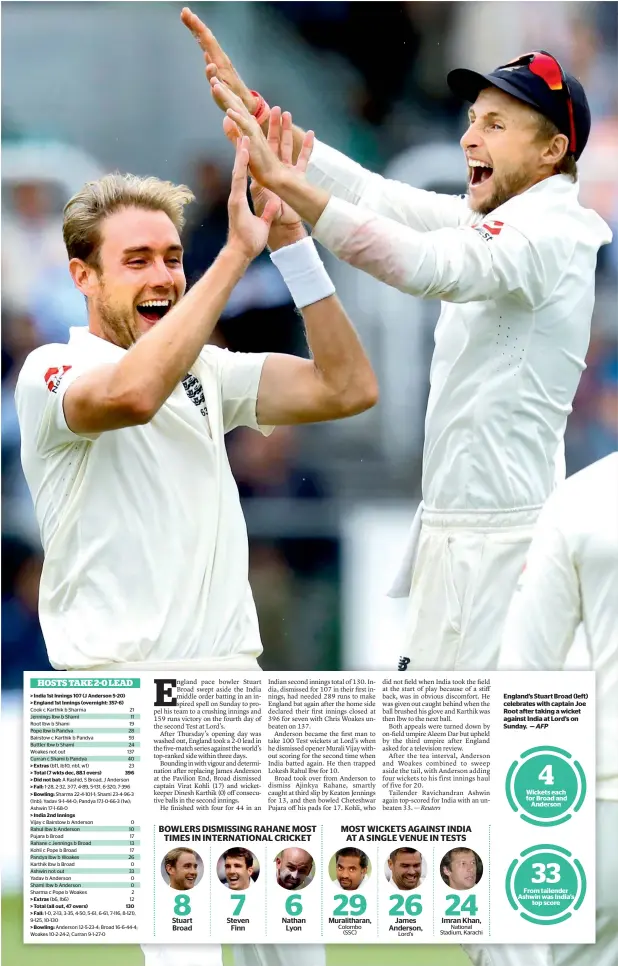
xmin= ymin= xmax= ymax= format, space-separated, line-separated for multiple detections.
xmin=308 ymin=140 xmax=470 ymax=232
xmin=313 ymin=195 xmax=548 ymax=306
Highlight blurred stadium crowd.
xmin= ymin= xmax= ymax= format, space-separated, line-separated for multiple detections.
xmin=2 ymin=1 xmax=617 ymax=686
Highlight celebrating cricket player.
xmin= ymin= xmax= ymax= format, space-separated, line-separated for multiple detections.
xmin=15 ymin=122 xmax=377 ymax=964
xmin=181 ymin=7 xmax=612 ymax=671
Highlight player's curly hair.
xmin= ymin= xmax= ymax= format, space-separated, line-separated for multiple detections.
xmin=63 ymin=172 xmax=195 ymax=270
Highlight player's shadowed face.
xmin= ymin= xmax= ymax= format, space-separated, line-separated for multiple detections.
xmin=461 ymin=87 xmax=567 ymax=216
xmin=83 ymin=207 xmax=186 ymax=349
xmin=167 ymin=852 xmax=198 ymax=890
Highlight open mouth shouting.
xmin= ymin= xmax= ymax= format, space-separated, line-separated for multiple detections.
xmin=468 ymin=158 xmax=494 ymax=191
xmin=136 ymin=299 xmax=173 ymax=324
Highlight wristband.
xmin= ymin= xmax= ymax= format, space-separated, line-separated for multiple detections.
xmin=269 ymin=237 xmax=336 ymax=309
xmin=249 ymin=90 xmax=271 ymax=125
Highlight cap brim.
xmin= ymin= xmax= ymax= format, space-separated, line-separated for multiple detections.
xmin=447 ymin=68 xmax=542 ymax=113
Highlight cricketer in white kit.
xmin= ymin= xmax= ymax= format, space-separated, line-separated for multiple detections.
xmin=15 ymin=133 xmax=378 ymax=966
xmin=182 ymin=10 xmax=612 ymax=672
xmin=470 ymin=451 xmax=618 ymax=966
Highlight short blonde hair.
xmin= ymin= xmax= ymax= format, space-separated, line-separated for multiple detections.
xmin=164 ymin=847 xmax=199 ymax=870
xmin=63 ymin=172 xmax=195 ymax=268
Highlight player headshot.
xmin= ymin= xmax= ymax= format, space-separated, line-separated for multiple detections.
xmin=440 ymin=848 xmax=482 ymax=891
xmin=387 ymin=847 xmax=423 ymax=891
xmin=333 ymin=847 xmax=369 ymax=891
xmin=275 ymin=848 xmax=314 ymax=891
xmin=163 ymin=848 xmax=200 ymax=891
xmin=221 ymin=847 xmax=257 ymax=891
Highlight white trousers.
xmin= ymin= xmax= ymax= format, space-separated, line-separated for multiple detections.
xmin=462 ymin=801 xmax=618 ymax=966
xmin=401 ymin=508 xmax=538 ymax=670
xmin=83 ymin=661 xmax=325 ymax=966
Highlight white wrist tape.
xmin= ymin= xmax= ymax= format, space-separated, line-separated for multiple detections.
xmin=269 ymin=236 xmax=335 ymax=309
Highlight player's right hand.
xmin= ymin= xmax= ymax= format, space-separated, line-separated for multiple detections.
xmin=180 ymin=7 xmax=258 ymax=115
xmin=226 ymin=136 xmax=280 ymax=261
xmin=250 ymin=108 xmax=314 ymax=250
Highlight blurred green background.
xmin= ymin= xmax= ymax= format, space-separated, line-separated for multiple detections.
xmin=3 ymin=894 xmax=467 ymax=965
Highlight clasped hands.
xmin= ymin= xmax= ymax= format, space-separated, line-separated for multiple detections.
xmin=180 ymin=6 xmax=329 ymax=233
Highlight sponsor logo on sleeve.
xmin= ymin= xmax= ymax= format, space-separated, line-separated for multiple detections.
xmin=44 ymin=366 xmax=73 ymax=393
xmin=472 ymin=219 xmax=504 ymax=242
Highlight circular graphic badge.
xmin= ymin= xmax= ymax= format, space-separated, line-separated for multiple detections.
xmin=505 ymin=845 xmax=586 ymax=925
xmin=505 ymin=746 xmax=586 ymax=826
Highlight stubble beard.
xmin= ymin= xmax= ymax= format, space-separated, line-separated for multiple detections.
xmin=469 ymin=166 xmax=535 ymax=217
xmin=99 ymin=300 xmax=139 ymax=349
xmin=94 ymin=281 xmax=140 ymax=349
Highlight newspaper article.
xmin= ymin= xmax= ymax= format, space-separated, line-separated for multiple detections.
xmin=25 ymin=670 xmax=594 ymax=945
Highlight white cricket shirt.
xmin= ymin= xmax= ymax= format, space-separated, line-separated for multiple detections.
xmin=15 ymin=327 xmax=273 ymax=670
xmin=308 ymin=141 xmax=612 ymax=511
xmin=499 ymin=453 xmax=618 ymax=800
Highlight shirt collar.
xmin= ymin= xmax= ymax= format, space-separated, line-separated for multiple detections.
xmin=482 ymin=173 xmax=579 ymax=222
xmin=69 ymin=326 xmax=126 ymax=359
xmin=523 ymin=173 xmax=579 ymax=199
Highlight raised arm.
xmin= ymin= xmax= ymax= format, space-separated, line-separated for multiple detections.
xmin=303 ymin=139 xmax=470 ymax=232
xmin=63 ymin=140 xmax=278 ymax=436
xmin=248 ymin=110 xmax=378 ymax=425
xmin=252 ymin=296 xmax=377 ymax=425
xmin=180 ymin=6 xmax=323 ymax=166
xmin=214 ymin=85 xmax=550 ymax=306
xmin=180 ymin=7 xmax=469 ymax=232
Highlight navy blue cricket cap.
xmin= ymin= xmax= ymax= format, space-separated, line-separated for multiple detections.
xmin=447 ymin=50 xmax=591 ymax=161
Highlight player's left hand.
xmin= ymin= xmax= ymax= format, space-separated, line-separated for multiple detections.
xmin=227 ymin=137 xmax=280 ymax=261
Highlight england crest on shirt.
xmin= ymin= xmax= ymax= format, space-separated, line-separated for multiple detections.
xmin=182 ymin=373 xmax=208 ymax=419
